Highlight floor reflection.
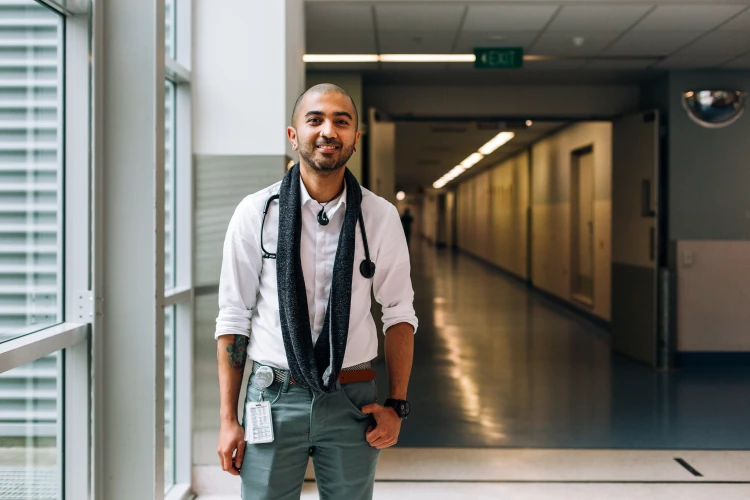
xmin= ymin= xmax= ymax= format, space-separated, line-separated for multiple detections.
xmin=375 ymin=240 xmax=750 ymax=449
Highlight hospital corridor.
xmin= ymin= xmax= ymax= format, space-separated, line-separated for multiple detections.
xmin=2 ymin=0 xmax=750 ymax=499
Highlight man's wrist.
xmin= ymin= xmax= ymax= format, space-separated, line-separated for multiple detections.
xmin=220 ymin=411 xmax=239 ymax=424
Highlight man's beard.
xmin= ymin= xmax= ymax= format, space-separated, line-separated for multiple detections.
xmin=299 ymin=140 xmax=355 ymax=173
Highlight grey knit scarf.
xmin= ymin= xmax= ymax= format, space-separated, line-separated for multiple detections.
xmin=276 ymin=163 xmax=361 ymax=393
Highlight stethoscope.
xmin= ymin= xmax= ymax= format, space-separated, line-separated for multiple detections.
xmin=260 ymin=193 xmax=377 ymax=279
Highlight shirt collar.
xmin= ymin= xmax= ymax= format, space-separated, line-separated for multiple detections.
xmin=299 ymin=176 xmax=347 ymax=218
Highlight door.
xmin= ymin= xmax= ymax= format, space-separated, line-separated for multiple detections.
xmin=612 ymin=111 xmax=660 ymax=366
xmin=572 ymin=147 xmax=595 ymax=305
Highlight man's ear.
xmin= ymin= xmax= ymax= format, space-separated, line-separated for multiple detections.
xmin=287 ymin=126 xmax=298 ymax=149
xmin=354 ymin=130 xmax=362 ymax=152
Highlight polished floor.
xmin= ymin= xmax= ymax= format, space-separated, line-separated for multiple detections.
xmin=194 ymin=447 xmax=750 ymax=498
xmin=373 ymin=240 xmax=750 ymax=449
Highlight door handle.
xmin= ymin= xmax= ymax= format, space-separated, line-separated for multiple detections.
xmin=641 ymin=179 xmax=656 ymax=218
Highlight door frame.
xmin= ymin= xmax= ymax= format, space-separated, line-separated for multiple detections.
xmin=570 ymin=144 xmax=596 ymax=308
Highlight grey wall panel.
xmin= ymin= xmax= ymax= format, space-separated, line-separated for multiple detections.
xmin=668 ymin=71 xmax=750 ymax=241
xmin=195 ymin=155 xmax=285 ymax=286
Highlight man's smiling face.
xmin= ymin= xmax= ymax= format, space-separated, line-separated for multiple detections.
xmin=290 ymin=90 xmax=360 ymax=173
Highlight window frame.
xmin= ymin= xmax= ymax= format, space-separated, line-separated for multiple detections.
xmin=164 ymin=0 xmax=193 ymax=498
xmin=0 ymin=1 xmax=195 ymax=498
xmin=0 ymin=0 xmax=92 ymax=499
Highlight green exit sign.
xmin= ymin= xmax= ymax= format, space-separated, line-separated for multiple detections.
xmin=474 ymin=47 xmax=524 ymax=69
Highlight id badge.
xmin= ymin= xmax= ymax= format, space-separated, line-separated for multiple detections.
xmin=245 ymin=401 xmax=274 ymax=444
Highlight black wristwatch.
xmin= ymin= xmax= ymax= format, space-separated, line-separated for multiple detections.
xmin=384 ymin=398 xmax=410 ymax=419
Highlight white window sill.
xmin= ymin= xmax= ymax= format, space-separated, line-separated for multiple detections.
xmin=165 ymin=483 xmax=194 ymax=500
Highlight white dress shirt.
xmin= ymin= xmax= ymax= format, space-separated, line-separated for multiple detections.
xmin=215 ymin=176 xmax=418 ymax=370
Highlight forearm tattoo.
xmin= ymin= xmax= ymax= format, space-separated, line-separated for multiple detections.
xmin=225 ymin=335 xmax=249 ymax=373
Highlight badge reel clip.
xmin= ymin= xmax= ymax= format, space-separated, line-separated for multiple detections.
xmin=245 ymin=366 xmax=277 ymax=444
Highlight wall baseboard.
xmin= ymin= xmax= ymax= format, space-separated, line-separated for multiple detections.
xmin=676 ymin=352 xmax=750 ymax=367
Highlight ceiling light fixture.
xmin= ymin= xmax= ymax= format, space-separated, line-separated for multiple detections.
xmin=380 ymin=54 xmax=476 ymax=63
xmin=302 ymin=54 xmax=379 ymax=63
xmin=478 ymin=131 xmax=515 ymax=155
xmin=461 ymin=152 xmax=484 ymax=169
xmin=396 ymin=191 xmax=406 ymax=201
xmin=526 ymin=120 xmax=533 ymax=127
xmin=304 ymin=54 xmax=550 ymax=64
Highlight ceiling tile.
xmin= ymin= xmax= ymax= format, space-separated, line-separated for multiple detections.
xmin=375 ymin=4 xmax=465 ymax=32
xmin=379 ymin=30 xmax=457 ymax=54
xmin=380 ymin=62 xmax=450 ymax=72
xmin=654 ymin=55 xmax=734 ymax=69
xmin=719 ymin=8 xmax=750 ymax=30
xmin=633 ymin=5 xmax=745 ymax=31
xmin=675 ymin=31 xmax=750 ymax=57
xmin=605 ymin=31 xmax=704 ymax=56
xmin=522 ymin=59 xmax=586 ymax=71
xmin=463 ymin=5 xmax=559 ymax=32
xmin=305 ymin=62 xmax=379 ymax=72
xmin=723 ymin=54 xmax=750 ymax=69
xmin=530 ymin=31 xmax=621 ymax=57
xmin=583 ymin=59 xmax=656 ymax=70
xmin=548 ymin=5 xmax=652 ymax=32
xmin=453 ymin=31 xmax=539 ymax=54
xmin=306 ymin=3 xmax=373 ymax=32
xmin=306 ymin=31 xmax=377 ymax=54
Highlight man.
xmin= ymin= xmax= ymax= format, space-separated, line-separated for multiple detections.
xmin=215 ymin=83 xmax=417 ymax=500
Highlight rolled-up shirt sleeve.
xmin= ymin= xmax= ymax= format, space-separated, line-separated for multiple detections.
xmin=215 ymin=199 xmax=262 ymax=338
xmin=373 ymin=205 xmax=418 ymax=335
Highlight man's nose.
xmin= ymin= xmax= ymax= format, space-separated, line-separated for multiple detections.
xmin=320 ymin=120 xmax=337 ymax=139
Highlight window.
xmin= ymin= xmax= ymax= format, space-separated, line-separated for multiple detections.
xmin=0 ymin=351 xmax=62 ymax=500
xmin=165 ymin=80 xmax=176 ymax=291
xmin=0 ymin=1 xmax=63 ymax=344
xmin=164 ymin=304 xmax=176 ymax=490
xmin=0 ymin=3 xmax=64 ymax=497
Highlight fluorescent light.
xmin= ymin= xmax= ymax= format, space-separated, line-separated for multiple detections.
xmin=449 ymin=166 xmax=466 ymax=176
xmin=396 ymin=191 xmax=406 ymax=201
xmin=380 ymin=54 xmax=475 ymax=63
xmin=304 ymin=54 xmax=548 ymax=64
xmin=303 ymin=54 xmax=379 ymax=63
xmin=461 ymin=152 xmax=484 ymax=169
xmin=478 ymin=132 xmax=515 ymax=155
xmin=433 ymin=180 xmax=446 ymax=189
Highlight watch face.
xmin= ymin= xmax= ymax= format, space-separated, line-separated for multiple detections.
xmin=398 ymin=401 xmax=410 ymax=417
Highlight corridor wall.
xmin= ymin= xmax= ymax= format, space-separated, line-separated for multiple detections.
xmin=531 ymin=122 xmax=612 ymax=321
xmin=455 ymin=123 xmax=612 ymax=321
xmin=456 ymin=151 xmax=529 ymax=280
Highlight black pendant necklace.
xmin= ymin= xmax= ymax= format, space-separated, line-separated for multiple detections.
xmin=317 ymin=206 xmax=330 ymax=225
xmin=316 ymin=201 xmax=330 ymax=225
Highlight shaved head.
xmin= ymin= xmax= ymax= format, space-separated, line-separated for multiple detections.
xmin=291 ymin=83 xmax=359 ymax=129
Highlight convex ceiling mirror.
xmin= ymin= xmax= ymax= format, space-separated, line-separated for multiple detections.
xmin=682 ymin=90 xmax=746 ymax=129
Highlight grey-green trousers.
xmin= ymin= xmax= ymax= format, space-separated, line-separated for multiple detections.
xmin=240 ymin=369 xmax=381 ymax=500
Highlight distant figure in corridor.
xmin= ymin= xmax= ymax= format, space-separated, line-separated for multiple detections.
xmin=400 ymin=208 xmax=414 ymax=245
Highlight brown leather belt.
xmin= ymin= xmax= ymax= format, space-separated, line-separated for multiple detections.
xmin=253 ymin=361 xmax=375 ymax=387
xmin=292 ymin=369 xmax=376 ymax=386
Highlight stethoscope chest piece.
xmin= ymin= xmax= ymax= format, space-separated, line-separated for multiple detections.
xmin=359 ymin=259 xmax=376 ymax=279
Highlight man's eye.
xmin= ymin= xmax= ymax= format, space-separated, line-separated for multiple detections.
xmin=337 ymin=120 xmax=349 ymax=125
xmin=308 ymin=118 xmax=321 ymax=124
